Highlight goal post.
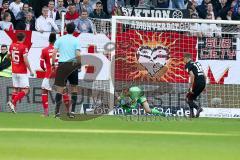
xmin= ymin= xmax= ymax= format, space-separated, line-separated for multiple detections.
xmin=110 ymin=16 xmax=240 ymax=118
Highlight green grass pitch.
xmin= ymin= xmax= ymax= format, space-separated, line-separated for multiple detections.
xmin=0 ymin=113 xmax=240 ymax=160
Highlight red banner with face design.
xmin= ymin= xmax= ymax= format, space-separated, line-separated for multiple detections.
xmin=115 ymin=30 xmax=198 ymax=83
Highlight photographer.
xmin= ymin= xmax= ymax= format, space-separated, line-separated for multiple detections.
xmin=0 ymin=44 xmax=11 ymax=77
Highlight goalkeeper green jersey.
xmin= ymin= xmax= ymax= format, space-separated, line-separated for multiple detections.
xmin=129 ymin=86 xmax=147 ymax=104
xmin=119 ymin=86 xmax=147 ymax=109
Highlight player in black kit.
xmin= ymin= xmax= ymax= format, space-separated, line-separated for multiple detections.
xmin=183 ymin=53 xmax=206 ymax=118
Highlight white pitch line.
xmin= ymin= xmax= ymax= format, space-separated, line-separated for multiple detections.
xmin=0 ymin=128 xmax=238 ymax=137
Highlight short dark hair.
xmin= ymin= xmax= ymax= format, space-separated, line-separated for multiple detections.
xmin=16 ymin=32 xmax=26 ymax=42
xmin=96 ymin=1 xmax=102 ymax=5
xmin=66 ymin=22 xmax=75 ymax=34
xmin=81 ymin=9 xmax=88 ymax=14
xmin=69 ymin=3 xmax=76 ymax=7
xmin=42 ymin=6 xmax=48 ymax=11
xmin=2 ymin=0 xmax=9 ymax=5
xmin=49 ymin=33 xmax=56 ymax=44
xmin=191 ymin=13 xmax=198 ymax=18
xmin=48 ymin=0 xmax=55 ymax=4
xmin=23 ymin=3 xmax=29 ymax=7
xmin=1 ymin=44 xmax=7 ymax=49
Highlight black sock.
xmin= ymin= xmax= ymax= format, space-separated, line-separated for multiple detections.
xmin=55 ymin=93 xmax=62 ymax=114
xmin=71 ymin=93 xmax=78 ymax=112
xmin=188 ymin=101 xmax=199 ymax=110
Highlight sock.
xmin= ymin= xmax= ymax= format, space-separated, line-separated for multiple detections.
xmin=188 ymin=101 xmax=199 ymax=110
xmin=11 ymin=92 xmax=17 ymax=101
xmin=63 ymin=93 xmax=70 ymax=112
xmin=41 ymin=93 xmax=48 ymax=115
xmin=13 ymin=91 xmax=26 ymax=106
xmin=71 ymin=93 xmax=77 ymax=113
xmin=55 ymin=93 xmax=62 ymax=115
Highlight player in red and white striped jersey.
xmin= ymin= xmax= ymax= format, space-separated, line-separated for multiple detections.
xmin=40 ymin=33 xmax=70 ymax=117
xmin=7 ymin=32 xmax=34 ymax=113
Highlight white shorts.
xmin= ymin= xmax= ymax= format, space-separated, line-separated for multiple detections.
xmin=41 ymin=78 xmax=52 ymax=91
xmin=12 ymin=73 xmax=29 ymax=88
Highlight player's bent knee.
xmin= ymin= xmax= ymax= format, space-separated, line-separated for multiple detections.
xmin=22 ymin=88 xmax=30 ymax=95
xmin=42 ymin=89 xmax=48 ymax=94
xmin=186 ymin=92 xmax=194 ymax=103
xmin=54 ymin=86 xmax=67 ymax=94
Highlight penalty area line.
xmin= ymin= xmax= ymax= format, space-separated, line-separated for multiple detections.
xmin=0 ymin=128 xmax=238 ymax=137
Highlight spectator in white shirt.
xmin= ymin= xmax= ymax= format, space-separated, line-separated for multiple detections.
xmin=9 ymin=0 xmax=23 ymax=18
xmin=48 ymin=0 xmax=60 ymax=21
xmin=0 ymin=12 xmax=14 ymax=30
xmin=35 ymin=6 xmax=59 ymax=33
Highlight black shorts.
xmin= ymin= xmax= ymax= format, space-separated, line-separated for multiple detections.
xmin=187 ymin=78 xmax=206 ymax=101
xmin=54 ymin=62 xmax=81 ymax=87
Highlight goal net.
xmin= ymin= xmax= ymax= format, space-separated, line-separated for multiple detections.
xmin=111 ymin=16 xmax=240 ymax=118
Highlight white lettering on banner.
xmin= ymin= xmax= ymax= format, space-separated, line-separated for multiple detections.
xmin=121 ymin=7 xmax=172 ymax=18
xmin=112 ymin=107 xmax=240 ymax=118
xmin=129 ymin=21 xmax=190 ymax=31
xmin=142 ymin=9 xmax=150 ymax=17
xmin=198 ymin=38 xmax=240 ymax=84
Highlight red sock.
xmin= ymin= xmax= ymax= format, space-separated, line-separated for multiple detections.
xmin=63 ymin=93 xmax=70 ymax=112
xmin=13 ymin=91 xmax=26 ymax=106
xmin=41 ymin=93 xmax=48 ymax=110
xmin=63 ymin=93 xmax=70 ymax=103
xmin=11 ymin=92 xmax=17 ymax=101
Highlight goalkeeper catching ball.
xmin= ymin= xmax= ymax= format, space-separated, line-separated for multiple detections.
xmin=117 ymin=86 xmax=165 ymax=116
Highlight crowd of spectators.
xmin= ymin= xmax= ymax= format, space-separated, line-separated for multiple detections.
xmin=0 ymin=0 xmax=239 ymax=32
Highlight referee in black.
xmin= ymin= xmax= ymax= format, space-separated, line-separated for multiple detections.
xmin=183 ymin=53 xmax=206 ymax=118
xmin=52 ymin=23 xmax=81 ymax=118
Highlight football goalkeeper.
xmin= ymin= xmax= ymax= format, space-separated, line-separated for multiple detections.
xmin=117 ymin=86 xmax=165 ymax=116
